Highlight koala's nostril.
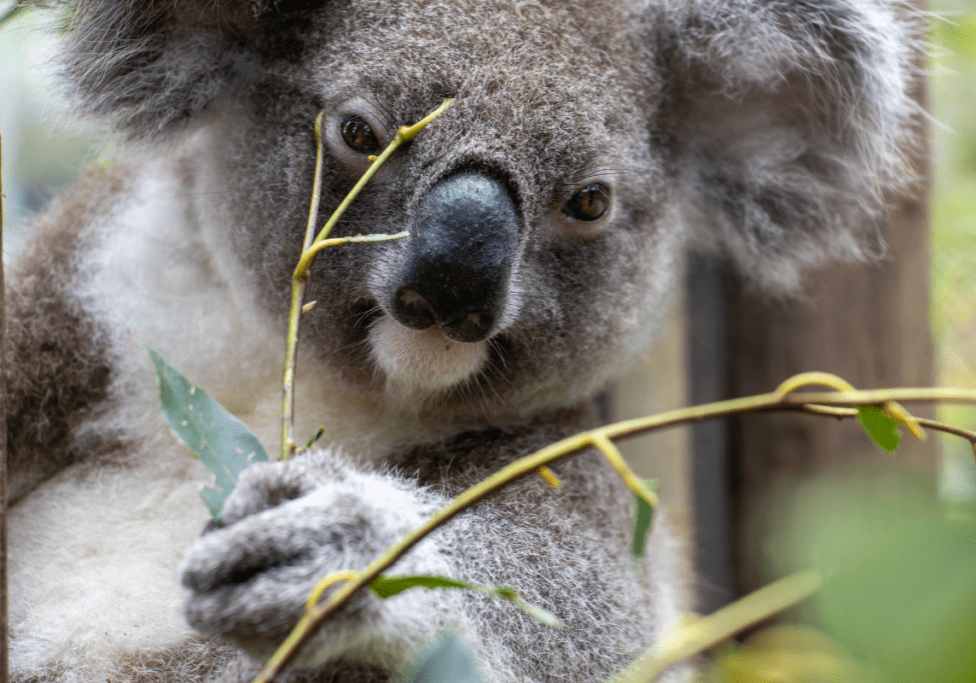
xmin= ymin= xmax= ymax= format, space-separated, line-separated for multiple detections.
xmin=443 ymin=312 xmax=495 ymax=343
xmin=393 ymin=288 xmax=436 ymax=330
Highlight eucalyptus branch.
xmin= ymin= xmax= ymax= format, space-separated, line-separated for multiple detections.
xmin=279 ymin=99 xmax=455 ymax=461
xmin=252 ymin=376 xmax=976 ymax=682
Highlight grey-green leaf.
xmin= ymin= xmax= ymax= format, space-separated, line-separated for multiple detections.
xmin=370 ymin=574 xmax=563 ymax=628
xmin=631 ymin=478 xmax=658 ymax=558
xmin=856 ymin=405 xmax=903 ymax=452
xmin=140 ymin=342 xmax=268 ymax=520
xmin=402 ymin=634 xmax=482 ymax=683
xmin=370 ymin=575 xmax=471 ymax=599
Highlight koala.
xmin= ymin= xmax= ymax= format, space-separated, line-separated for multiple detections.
xmin=6 ymin=0 xmax=920 ymax=681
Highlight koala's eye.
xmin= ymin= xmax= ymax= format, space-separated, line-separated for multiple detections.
xmin=340 ymin=115 xmax=382 ymax=155
xmin=563 ymin=184 xmax=610 ymax=222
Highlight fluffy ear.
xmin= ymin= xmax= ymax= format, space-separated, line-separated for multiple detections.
xmin=55 ymin=0 xmax=328 ymax=139
xmin=658 ymin=0 xmax=922 ymax=291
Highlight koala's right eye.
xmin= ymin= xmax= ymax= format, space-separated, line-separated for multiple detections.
xmin=340 ymin=116 xmax=382 ymax=155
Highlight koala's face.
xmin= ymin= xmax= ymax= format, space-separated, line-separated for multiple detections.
xmin=206 ymin=0 xmax=677 ymax=419
xmin=62 ymin=0 xmax=916 ymax=421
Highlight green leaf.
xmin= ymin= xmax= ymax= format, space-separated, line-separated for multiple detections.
xmin=370 ymin=574 xmax=563 ymax=628
xmin=370 ymin=575 xmax=471 ymax=598
xmin=305 ymin=426 xmax=326 ymax=450
xmin=402 ymin=634 xmax=482 ymax=683
xmin=140 ymin=342 xmax=268 ymax=520
xmin=856 ymin=405 xmax=903 ymax=452
xmin=508 ymin=596 xmax=563 ymax=629
xmin=631 ymin=479 xmax=659 ymax=558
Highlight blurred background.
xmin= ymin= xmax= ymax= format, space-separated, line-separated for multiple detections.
xmin=929 ymin=0 xmax=976 ymax=496
xmin=1 ymin=1 xmax=975 ymax=680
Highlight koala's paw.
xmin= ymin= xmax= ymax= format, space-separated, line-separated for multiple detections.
xmin=179 ymin=450 xmax=453 ymax=666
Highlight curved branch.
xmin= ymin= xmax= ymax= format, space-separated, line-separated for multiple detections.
xmin=252 ymin=381 xmax=976 ymax=682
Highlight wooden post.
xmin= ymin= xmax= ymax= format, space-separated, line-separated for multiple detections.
xmin=686 ymin=253 xmax=735 ymax=614
xmin=724 ymin=76 xmax=935 ymax=595
xmin=689 ymin=3 xmax=935 ymax=601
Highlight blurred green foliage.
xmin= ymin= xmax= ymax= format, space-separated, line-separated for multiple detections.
xmin=930 ymin=3 xmax=976 ymax=455
xmin=750 ymin=469 xmax=976 ymax=683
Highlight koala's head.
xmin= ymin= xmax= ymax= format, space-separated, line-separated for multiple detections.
xmin=59 ymin=0 xmax=920 ymax=422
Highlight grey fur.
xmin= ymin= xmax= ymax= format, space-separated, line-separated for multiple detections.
xmin=8 ymin=0 xmax=920 ymax=681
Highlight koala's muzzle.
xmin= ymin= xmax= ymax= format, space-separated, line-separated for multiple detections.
xmin=391 ymin=173 xmax=518 ymax=343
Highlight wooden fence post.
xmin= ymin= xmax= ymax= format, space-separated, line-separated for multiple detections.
xmin=690 ymin=2 xmax=935 ymax=601
xmin=724 ymin=71 xmax=935 ymax=595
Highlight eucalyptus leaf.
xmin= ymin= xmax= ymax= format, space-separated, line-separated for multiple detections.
xmin=856 ymin=405 xmax=903 ymax=452
xmin=370 ymin=575 xmax=470 ymax=598
xmin=140 ymin=342 xmax=268 ymax=520
xmin=631 ymin=478 xmax=659 ymax=558
xmin=402 ymin=634 xmax=482 ymax=683
xmin=370 ymin=574 xmax=563 ymax=628
xmin=508 ymin=597 xmax=563 ymax=629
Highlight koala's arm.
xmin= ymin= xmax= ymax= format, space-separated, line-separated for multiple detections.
xmin=181 ymin=415 xmax=668 ymax=683
xmin=4 ymin=172 xmax=121 ymax=503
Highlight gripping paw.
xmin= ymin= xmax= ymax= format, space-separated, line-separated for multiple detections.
xmin=179 ymin=450 xmax=454 ymax=666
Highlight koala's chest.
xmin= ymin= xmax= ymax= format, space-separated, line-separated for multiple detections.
xmin=8 ymin=437 xmax=212 ymax=678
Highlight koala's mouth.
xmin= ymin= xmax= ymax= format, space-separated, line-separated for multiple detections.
xmin=362 ymin=304 xmax=490 ymax=398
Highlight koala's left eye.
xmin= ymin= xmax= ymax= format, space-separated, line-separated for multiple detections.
xmin=563 ymin=184 xmax=610 ymax=221
xmin=340 ymin=115 xmax=382 ymax=155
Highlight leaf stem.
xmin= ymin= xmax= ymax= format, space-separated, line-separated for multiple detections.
xmin=590 ymin=432 xmax=658 ymax=508
xmin=792 ymin=404 xmax=976 ymax=449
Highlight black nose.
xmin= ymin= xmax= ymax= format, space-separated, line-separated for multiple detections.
xmin=391 ymin=173 xmax=518 ymax=343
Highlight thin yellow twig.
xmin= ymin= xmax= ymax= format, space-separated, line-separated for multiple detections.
xmin=774 ymin=372 xmax=925 ymax=440
xmin=305 ymin=571 xmax=359 ymax=612
xmin=774 ymin=371 xmax=856 ymax=396
xmin=536 ymin=466 xmax=562 ymax=488
xmin=279 ymin=112 xmax=328 ymax=460
xmin=302 ymin=97 xmax=456 ymax=266
xmin=252 ymin=378 xmax=976 ymax=682
xmin=279 ymin=99 xmax=454 ymax=461
xmin=293 ymin=232 xmax=409 ymax=279
xmin=782 ymin=387 xmax=976 ymax=404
